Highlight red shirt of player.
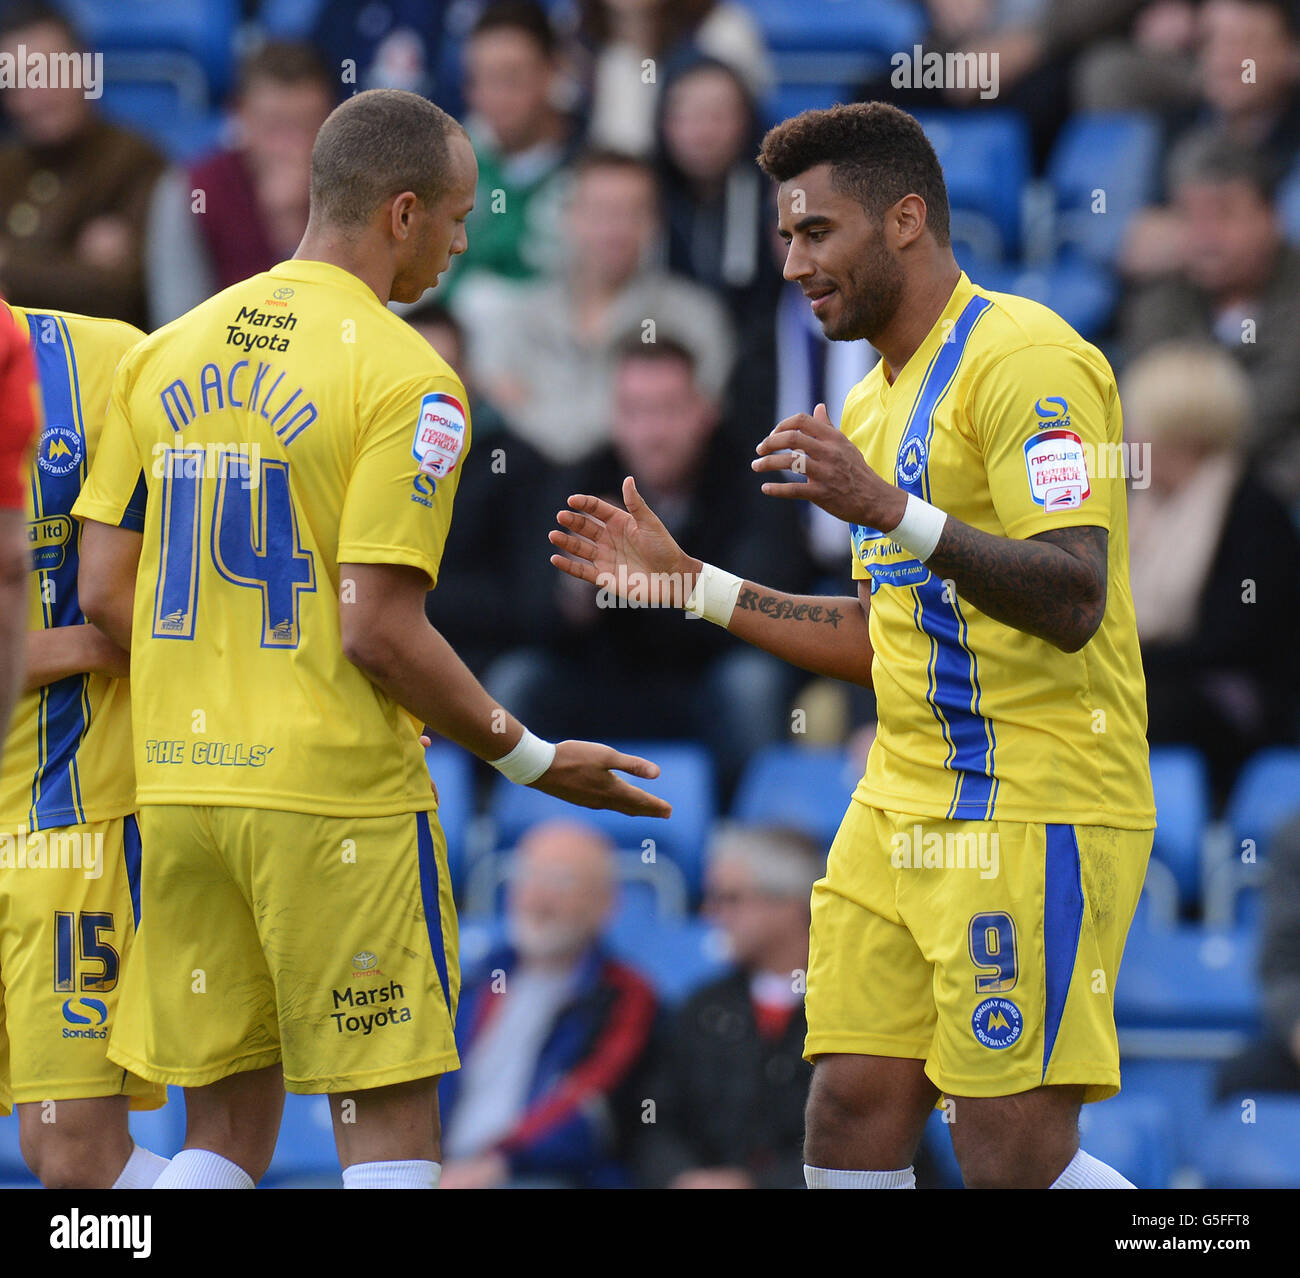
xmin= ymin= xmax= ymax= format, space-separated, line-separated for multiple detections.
xmin=0 ymin=303 xmax=37 ymax=509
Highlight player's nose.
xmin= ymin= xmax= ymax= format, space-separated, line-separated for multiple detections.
xmin=782 ymin=241 xmax=813 ymax=282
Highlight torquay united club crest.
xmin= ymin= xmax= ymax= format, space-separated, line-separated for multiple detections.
xmin=37 ymin=425 xmax=82 ymax=477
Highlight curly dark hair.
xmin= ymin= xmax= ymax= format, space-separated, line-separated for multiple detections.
xmin=757 ymin=101 xmax=950 ymax=245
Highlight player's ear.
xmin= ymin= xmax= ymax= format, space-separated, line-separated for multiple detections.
xmin=390 ymin=191 xmax=419 ymax=240
xmin=891 ymin=193 xmax=928 ymax=250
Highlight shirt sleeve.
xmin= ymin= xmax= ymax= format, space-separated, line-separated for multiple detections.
xmin=0 ymin=308 xmax=38 ymax=510
xmin=71 ymin=357 xmax=145 ymax=530
xmin=970 ymin=342 xmax=1117 ymax=540
xmin=337 ymin=373 xmax=471 ymax=588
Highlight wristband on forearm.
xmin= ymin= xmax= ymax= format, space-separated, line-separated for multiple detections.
xmin=489 ymin=726 xmax=556 ymax=785
xmin=685 ymin=562 xmax=744 ymax=628
xmin=890 ymin=494 xmax=948 ymax=562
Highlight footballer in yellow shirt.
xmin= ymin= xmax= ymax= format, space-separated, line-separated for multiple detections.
xmin=551 ymin=102 xmax=1155 ymax=1189
xmin=72 ymin=90 xmax=669 ymax=1189
xmin=0 ymin=304 xmax=166 ymax=1189
xmin=73 ymin=265 xmax=474 ymax=1103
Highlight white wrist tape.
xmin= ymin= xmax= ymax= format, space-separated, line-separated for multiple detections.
xmin=890 ymin=494 xmax=947 ymax=562
xmin=490 ymin=727 xmax=556 ymax=785
xmin=685 ymin=562 xmax=744 ymax=627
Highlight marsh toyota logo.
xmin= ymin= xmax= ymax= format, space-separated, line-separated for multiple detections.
xmin=353 ymin=950 xmax=378 ymax=971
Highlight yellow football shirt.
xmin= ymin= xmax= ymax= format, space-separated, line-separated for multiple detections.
xmin=844 ymin=271 xmax=1155 ymax=828
xmin=0 ymin=305 xmax=143 ymax=830
xmin=73 ymin=260 xmax=470 ymax=817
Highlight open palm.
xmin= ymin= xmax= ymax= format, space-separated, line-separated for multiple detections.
xmin=548 ymin=476 xmax=697 ymax=606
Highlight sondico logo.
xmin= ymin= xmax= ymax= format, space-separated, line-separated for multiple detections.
xmin=1033 ymin=395 xmax=1070 ymax=429
xmin=62 ymin=996 xmax=108 ymax=1040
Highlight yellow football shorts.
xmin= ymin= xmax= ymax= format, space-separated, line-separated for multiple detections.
xmin=0 ymin=814 xmax=165 ymax=1114
xmin=805 ymin=800 xmax=1152 ymax=1102
xmin=107 ymin=805 xmax=460 ymax=1094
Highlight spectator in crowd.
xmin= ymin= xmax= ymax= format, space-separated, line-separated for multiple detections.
xmin=1118 ymin=135 xmax=1300 ymax=504
xmin=1074 ymin=0 xmax=1203 ymax=114
xmin=308 ymin=0 xmax=459 ymax=113
xmin=1123 ymin=341 xmax=1300 ymax=801
xmin=0 ymin=3 xmax=166 ymax=327
xmin=498 ymin=337 xmax=811 ymax=793
xmin=653 ymin=55 xmax=782 ymax=345
xmin=407 ymin=299 xmax=565 ymax=678
xmin=440 ymin=0 xmax=577 ymax=318
xmin=1217 ymin=814 xmax=1300 ymax=1099
xmin=439 ymin=820 xmax=657 ymax=1188
xmin=1120 ymin=0 xmax=1300 ymax=280
xmin=573 ymin=0 xmax=772 ymax=158
xmin=146 ymin=41 xmax=334 ymax=326
xmin=469 ymin=149 xmax=735 ymax=464
xmin=633 ymin=825 xmax=820 ymax=1188
xmin=858 ymin=0 xmax=1144 ymax=167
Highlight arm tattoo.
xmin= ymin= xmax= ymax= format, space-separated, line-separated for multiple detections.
xmin=736 ymin=588 xmax=844 ymax=629
xmin=924 ymin=522 xmax=1108 ymax=652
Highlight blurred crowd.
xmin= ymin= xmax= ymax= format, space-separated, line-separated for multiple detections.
xmin=3 ymin=0 xmax=1300 ymax=1186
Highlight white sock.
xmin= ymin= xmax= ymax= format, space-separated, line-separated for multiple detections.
xmin=342 ymin=1159 xmax=441 ymax=1189
xmin=1050 ymin=1148 xmax=1135 ymax=1189
xmin=153 ymin=1148 xmax=255 ymax=1189
xmin=804 ymin=1164 xmax=916 ymax=1189
xmin=112 ymin=1143 xmax=170 ymax=1189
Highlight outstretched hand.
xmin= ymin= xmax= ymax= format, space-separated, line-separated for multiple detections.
xmin=532 ymin=739 xmax=672 ymax=819
xmin=548 ymin=476 xmax=701 ymax=606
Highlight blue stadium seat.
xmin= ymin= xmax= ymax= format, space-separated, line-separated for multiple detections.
xmin=425 ymin=739 xmax=477 ymax=890
xmin=261 ymin=1092 xmax=339 ymax=1187
xmin=0 ymin=1111 xmax=36 ymax=1185
xmin=1119 ymin=1058 xmax=1218 ymax=1168
xmin=923 ymin=1090 xmax=1177 ymax=1187
xmin=1147 ymin=746 xmax=1211 ymax=907
xmin=740 ymin=0 xmax=924 ymax=55
xmin=1197 ymin=1098 xmax=1300 ymax=1187
xmin=912 ymin=112 xmax=1032 ymax=261
xmin=604 ymin=913 xmax=730 ymax=1005
xmin=1224 ymin=748 xmax=1300 ymax=855
xmin=58 ymin=0 xmax=239 ymax=100
xmin=491 ymin=742 xmax=716 ymax=895
xmin=457 ymin=915 xmax=504 ymax=974
xmin=967 ymin=257 xmax=1118 ymax=339
xmin=1078 ymin=1093 xmax=1177 ymax=1188
xmin=763 ymin=83 xmax=850 ymax=126
xmin=1114 ymin=924 xmax=1259 ymax=1034
xmin=97 ymin=81 xmax=223 ymax=162
xmin=1048 ymin=112 xmax=1162 ymax=265
xmin=128 ymin=1088 xmax=186 ymax=1157
xmin=921 ymin=1108 xmax=964 ymax=1187
xmin=1279 ymin=160 xmax=1300 ymax=245
xmin=731 ymin=744 xmax=856 ymax=849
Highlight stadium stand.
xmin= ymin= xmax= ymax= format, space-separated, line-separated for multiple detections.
xmin=0 ymin=0 xmax=1293 ymax=1193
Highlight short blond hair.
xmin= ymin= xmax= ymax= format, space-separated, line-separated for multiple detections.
xmin=1120 ymin=340 xmax=1253 ymax=452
